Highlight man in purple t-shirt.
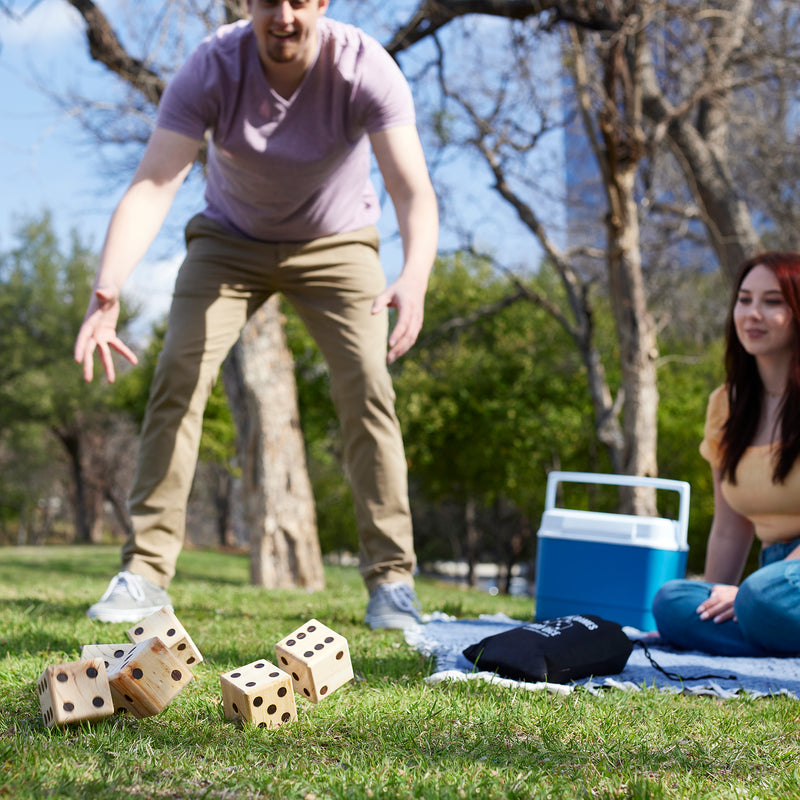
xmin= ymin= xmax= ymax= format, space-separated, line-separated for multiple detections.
xmin=74 ymin=0 xmax=439 ymax=630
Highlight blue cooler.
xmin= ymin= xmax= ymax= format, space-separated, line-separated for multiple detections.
xmin=534 ymin=471 xmax=690 ymax=631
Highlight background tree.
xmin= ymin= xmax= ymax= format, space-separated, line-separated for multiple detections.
xmin=378 ymin=0 xmax=799 ymax=512
xmin=0 ymin=213 xmax=139 ymax=543
xmin=5 ymin=0 xmax=800 ymax=584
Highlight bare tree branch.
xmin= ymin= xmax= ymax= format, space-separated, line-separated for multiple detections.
xmin=386 ymin=0 xmax=618 ymax=55
xmin=65 ymin=0 xmax=165 ymax=105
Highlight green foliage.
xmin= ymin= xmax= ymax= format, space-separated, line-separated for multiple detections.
xmin=0 ymin=213 xmax=138 ymax=539
xmin=391 ymin=254 xmax=616 ymax=566
xmin=0 ymin=213 xmax=114 ymax=428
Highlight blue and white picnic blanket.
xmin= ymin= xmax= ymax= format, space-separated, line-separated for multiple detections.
xmin=405 ymin=613 xmax=800 ymax=699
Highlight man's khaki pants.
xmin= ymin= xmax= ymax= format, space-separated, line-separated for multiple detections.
xmin=122 ymin=214 xmax=416 ymax=593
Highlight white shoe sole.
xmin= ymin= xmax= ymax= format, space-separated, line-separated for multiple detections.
xmin=87 ymin=603 xmax=173 ymax=624
xmin=365 ymin=612 xmax=421 ymax=630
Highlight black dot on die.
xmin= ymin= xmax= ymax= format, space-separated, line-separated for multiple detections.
xmin=171 ymin=670 xmax=183 ymax=681
xmin=297 ymin=632 xmax=306 ymax=640
xmin=253 ymin=697 xmax=263 ymax=707
xmin=286 ymin=639 xmax=296 ymax=647
xmin=63 ymin=702 xmax=75 ymax=712
xmin=56 ymin=672 xmax=68 ymax=683
xmin=93 ymin=697 xmax=105 ymax=708
xmin=125 ymin=694 xmax=134 ymax=703
xmin=303 ymin=688 xmax=310 ymax=697
xmin=231 ymin=672 xmax=241 ymax=679
xmin=86 ymin=667 xmax=98 ymax=678
xmin=292 ymin=673 xmax=300 ymax=681
xmin=166 ymin=628 xmax=176 ymax=637
xmin=320 ymin=686 xmax=328 ymax=695
xmin=281 ymin=657 xmax=289 ymax=665
xmin=177 ymin=643 xmax=186 ymax=651
xmin=132 ymin=668 xmax=144 ymax=680
xmin=267 ymin=704 xmax=277 ymax=715
xmin=134 ymin=627 xmax=144 ymax=635
xmin=255 ymin=663 xmax=265 ymax=669
xmin=114 ymin=649 xmax=125 ymax=658
xmin=187 ymin=657 xmax=196 ymax=664
xmin=325 ymin=637 xmax=334 ymax=644
xmin=307 ymin=625 xmax=317 ymax=633
xmin=304 ymin=651 xmax=314 ymax=658
xmin=246 ymin=681 xmax=256 ymax=687
xmin=281 ymin=712 xmax=291 ymax=722
xmin=277 ymin=687 xmax=287 ymax=698
xmin=270 ymin=672 xmax=280 ymax=678
xmin=336 ymin=651 xmax=344 ymax=660
xmin=314 ymin=644 xmax=324 ymax=651
xmin=233 ymin=703 xmax=239 ymax=713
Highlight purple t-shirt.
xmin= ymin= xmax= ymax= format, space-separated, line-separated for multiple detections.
xmin=157 ymin=17 xmax=416 ymax=242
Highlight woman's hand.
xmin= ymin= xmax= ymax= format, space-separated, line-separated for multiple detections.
xmin=697 ymin=584 xmax=739 ymax=623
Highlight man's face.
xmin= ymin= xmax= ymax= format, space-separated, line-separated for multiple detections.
xmin=247 ymin=0 xmax=329 ymax=71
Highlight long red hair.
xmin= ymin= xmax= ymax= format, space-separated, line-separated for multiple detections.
xmin=721 ymin=252 xmax=800 ymax=483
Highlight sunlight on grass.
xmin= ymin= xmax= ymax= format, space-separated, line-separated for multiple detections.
xmin=1 ymin=546 xmax=798 ymax=799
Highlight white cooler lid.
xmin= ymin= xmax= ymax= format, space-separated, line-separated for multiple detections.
xmin=538 ymin=508 xmax=687 ymax=551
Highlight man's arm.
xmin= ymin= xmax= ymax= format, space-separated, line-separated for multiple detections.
xmin=369 ymin=125 xmax=438 ymax=364
xmin=74 ymin=127 xmax=203 ymax=382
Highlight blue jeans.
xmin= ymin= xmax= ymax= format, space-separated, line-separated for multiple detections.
xmin=652 ymin=537 xmax=800 ymax=656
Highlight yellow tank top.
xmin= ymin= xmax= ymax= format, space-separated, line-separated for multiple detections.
xmin=700 ymin=385 xmax=800 ymax=545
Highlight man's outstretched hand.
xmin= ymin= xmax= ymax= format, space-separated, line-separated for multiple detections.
xmin=74 ymin=287 xmax=138 ymax=383
xmin=371 ymin=274 xmax=426 ymax=364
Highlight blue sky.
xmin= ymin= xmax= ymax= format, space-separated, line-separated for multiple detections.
xmin=1 ymin=0 xmax=197 ymax=335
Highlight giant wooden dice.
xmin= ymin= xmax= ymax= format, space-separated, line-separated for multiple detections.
xmin=274 ymin=619 xmax=353 ymax=703
xmin=107 ymin=636 xmax=192 ymax=718
xmin=37 ymin=658 xmax=114 ymax=728
xmin=126 ymin=608 xmax=203 ymax=669
xmin=220 ymin=659 xmax=297 ymax=728
xmin=80 ymin=643 xmax=136 ymax=671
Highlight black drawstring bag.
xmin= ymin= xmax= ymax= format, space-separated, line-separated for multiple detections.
xmin=462 ymin=614 xmax=633 ymax=684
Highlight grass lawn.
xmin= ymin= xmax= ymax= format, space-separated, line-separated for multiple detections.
xmin=1 ymin=546 xmax=798 ymax=799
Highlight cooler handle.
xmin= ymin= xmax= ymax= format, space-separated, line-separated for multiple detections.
xmin=544 ymin=471 xmax=690 ymax=549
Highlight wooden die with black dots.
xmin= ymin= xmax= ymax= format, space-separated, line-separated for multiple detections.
xmin=37 ymin=658 xmax=114 ymax=728
xmin=126 ymin=607 xmax=202 ymax=670
xmin=106 ymin=636 xmax=192 ymax=718
xmin=274 ymin=619 xmax=353 ymax=703
xmin=220 ymin=660 xmax=297 ymax=728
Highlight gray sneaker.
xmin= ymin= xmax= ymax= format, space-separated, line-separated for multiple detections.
xmin=87 ymin=571 xmax=173 ymax=623
xmin=364 ymin=582 xmax=422 ymax=630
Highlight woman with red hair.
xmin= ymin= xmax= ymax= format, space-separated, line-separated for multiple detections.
xmin=653 ymin=252 xmax=800 ymax=655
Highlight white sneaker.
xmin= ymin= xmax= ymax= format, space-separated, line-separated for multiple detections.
xmin=364 ymin=582 xmax=422 ymax=630
xmin=87 ymin=571 xmax=173 ymax=623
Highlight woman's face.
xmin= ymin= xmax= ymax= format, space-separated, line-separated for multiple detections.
xmin=733 ymin=264 xmax=795 ymax=361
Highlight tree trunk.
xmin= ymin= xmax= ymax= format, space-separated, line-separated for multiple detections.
xmin=573 ymin=20 xmax=659 ymax=515
xmin=53 ymin=427 xmax=93 ymax=543
xmin=605 ymin=165 xmax=659 ymax=515
xmin=222 ymin=298 xmax=325 ymax=590
xmin=464 ymin=497 xmax=480 ymax=588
